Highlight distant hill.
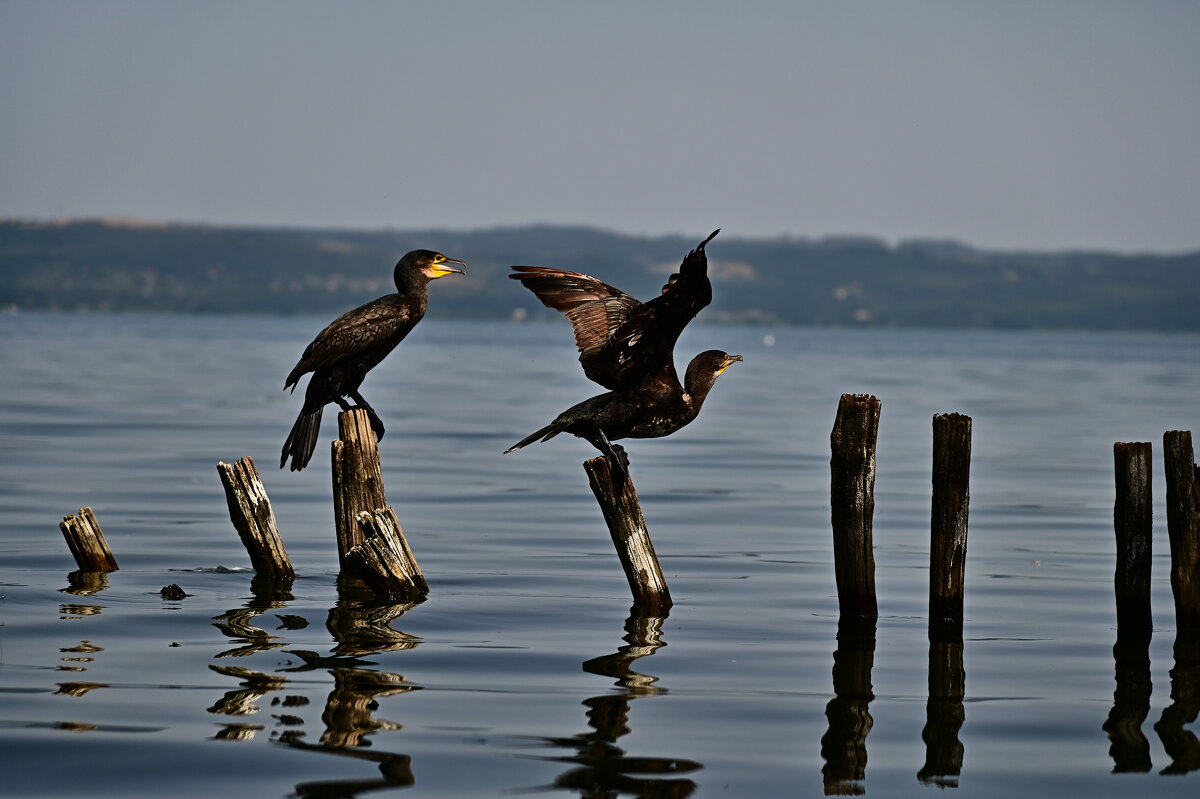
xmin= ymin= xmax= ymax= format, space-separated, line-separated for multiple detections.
xmin=2 ymin=218 xmax=1197 ymax=331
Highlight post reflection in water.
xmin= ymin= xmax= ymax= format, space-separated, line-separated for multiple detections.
xmin=1102 ymin=630 xmax=1153 ymax=773
xmin=1154 ymin=637 xmax=1200 ymax=775
xmin=918 ymin=638 xmax=966 ymax=787
xmin=59 ymin=570 xmax=109 ymax=619
xmin=527 ymin=606 xmax=702 ymax=797
xmin=207 ymin=583 xmax=424 ymax=794
xmin=821 ymin=620 xmax=875 ymax=796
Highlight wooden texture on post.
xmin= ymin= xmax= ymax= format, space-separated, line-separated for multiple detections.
xmin=332 ymin=408 xmax=389 ymax=569
xmin=216 ymin=456 xmax=295 ymax=579
xmin=583 ymin=455 xmax=672 ymax=612
xmin=1113 ymin=442 xmax=1153 ymax=638
xmin=930 ymin=413 xmax=972 ymax=641
xmin=346 ymin=507 xmax=428 ymax=601
xmin=1163 ymin=430 xmax=1200 ymax=637
xmin=830 ymin=393 xmax=880 ymax=624
xmin=59 ymin=507 xmax=119 ymax=572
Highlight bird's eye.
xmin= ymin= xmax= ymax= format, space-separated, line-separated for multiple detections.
xmin=433 ymin=254 xmax=445 ymax=263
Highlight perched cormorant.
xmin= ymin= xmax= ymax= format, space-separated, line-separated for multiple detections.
xmin=505 ymin=231 xmax=739 ymax=466
xmin=504 ymin=350 xmax=742 ymax=464
xmin=280 ymin=249 xmax=465 ymax=472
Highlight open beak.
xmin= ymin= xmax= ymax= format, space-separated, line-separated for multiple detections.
xmin=432 ymin=257 xmax=467 ymax=278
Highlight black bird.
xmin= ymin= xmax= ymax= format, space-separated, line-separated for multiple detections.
xmin=509 ymin=229 xmax=719 ymax=392
xmin=503 ymin=350 xmax=742 ymax=464
xmin=280 ymin=249 xmax=465 ymax=471
xmin=505 ymin=230 xmax=739 ymax=466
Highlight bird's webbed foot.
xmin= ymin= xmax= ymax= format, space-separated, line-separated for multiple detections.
xmin=349 ymin=391 xmax=385 ymax=441
xmin=588 ymin=431 xmax=630 ymax=480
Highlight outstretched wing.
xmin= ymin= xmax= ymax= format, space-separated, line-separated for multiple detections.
xmin=508 ymin=266 xmax=643 ymax=355
xmin=510 ymin=229 xmax=720 ymax=391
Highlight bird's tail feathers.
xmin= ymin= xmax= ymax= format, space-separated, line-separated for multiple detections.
xmin=281 ymin=406 xmax=323 ymax=471
xmin=503 ymin=421 xmax=566 ymax=454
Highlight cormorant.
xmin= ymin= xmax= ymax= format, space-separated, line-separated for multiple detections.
xmin=503 ymin=350 xmax=742 ymax=464
xmin=280 ymin=249 xmax=465 ymax=472
xmin=505 ymin=231 xmax=740 ymax=467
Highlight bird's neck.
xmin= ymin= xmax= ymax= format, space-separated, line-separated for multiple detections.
xmin=393 ymin=267 xmax=430 ymax=296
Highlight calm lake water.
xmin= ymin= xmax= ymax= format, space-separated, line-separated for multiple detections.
xmin=1 ymin=312 xmax=1198 ymax=798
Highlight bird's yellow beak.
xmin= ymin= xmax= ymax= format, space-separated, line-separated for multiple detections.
xmin=430 ymin=256 xmax=467 ymax=278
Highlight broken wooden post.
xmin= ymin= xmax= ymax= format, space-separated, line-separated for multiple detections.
xmin=830 ymin=394 xmax=880 ymax=624
xmin=216 ymin=456 xmax=295 ymax=580
xmin=584 ymin=454 xmax=672 ymax=612
xmin=345 ymin=507 xmax=428 ymax=601
xmin=332 ymin=408 xmax=389 ymax=569
xmin=1163 ymin=430 xmax=1200 ymax=638
xmin=1113 ymin=442 xmax=1153 ymax=639
xmin=930 ymin=413 xmax=971 ymax=641
xmin=59 ymin=507 xmax=118 ymax=572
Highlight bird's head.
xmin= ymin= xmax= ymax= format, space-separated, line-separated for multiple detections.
xmin=684 ymin=350 xmax=742 ymax=398
xmin=397 ymin=250 xmax=468 ymax=283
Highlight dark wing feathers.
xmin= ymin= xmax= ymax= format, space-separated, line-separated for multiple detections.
xmin=661 ymin=228 xmax=719 ymax=294
xmin=508 ymin=266 xmax=642 ymax=353
xmin=284 ymin=299 xmax=417 ymax=389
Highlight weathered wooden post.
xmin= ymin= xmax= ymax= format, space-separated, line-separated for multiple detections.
xmin=1163 ymin=430 xmax=1200 ymax=639
xmin=930 ymin=413 xmax=971 ymax=641
xmin=584 ymin=454 xmax=672 ymax=612
xmin=331 ymin=408 xmax=390 ymax=569
xmin=59 ymin=507 xmax=119 ymax=572
xmin=346 ymin=507 xmax=428 ymax=601
xmin=830 ymin=394 xmax=880 ymax=624
xmin=1113 ymin=442 xmax=1153 ymax=638
xmin=216 ymin=456 xmax=295 ymax=580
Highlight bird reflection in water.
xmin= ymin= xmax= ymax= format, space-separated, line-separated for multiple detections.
xmin=821 ymin=620 xmax=875 ymax=796
xmin=525 ymin=607 xmax=702 ymax=797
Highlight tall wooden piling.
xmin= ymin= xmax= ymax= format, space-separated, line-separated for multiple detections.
xmin=59 ymin=507 xmax=119 ymax=572
xmin=930 ymin=413 xmax=972 ymax=641
xmin=1113 ymin=442 xmax=1153 ymax=638
xmin=216 ymin=456 xmax=295 ymax=580
xmin=332 ymin=409 xmax=389 ymax=569
xmin=830 ymin=394 xmax=880 ymax=624
xmin=1163 ymin=430 xmax=1200 ymax=638
xmin=584 ymin=454 xmax=672 ymax=612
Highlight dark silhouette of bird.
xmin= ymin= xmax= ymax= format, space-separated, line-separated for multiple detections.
xmin=505 ymin=230 xmax=740 ymax=468
xmin=280 ymin=249 xmax=465 ymax=471
xmin=509 ymin=229 xmax=719 ymax=392
xmin=504 ymin=350 xmax=742 ymax=465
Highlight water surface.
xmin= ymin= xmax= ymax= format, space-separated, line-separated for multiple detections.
xmin=1 ymin=313 xmax=1198 ymax=797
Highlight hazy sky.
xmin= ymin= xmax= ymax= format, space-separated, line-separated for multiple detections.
xmin=2 ymin=1 xmax=1198 ymax=252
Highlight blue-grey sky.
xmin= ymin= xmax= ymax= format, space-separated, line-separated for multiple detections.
xmin=2 ymin=1 xmax=1197 ymax=252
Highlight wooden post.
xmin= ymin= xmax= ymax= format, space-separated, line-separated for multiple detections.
xmin=1163 ymin=430 xmax=1200 ymax=638
xmin=830 ymin=394 xmax=880 ymax=624
xmin=1113 ymin=442 xmax=1153 ymax=638
xmin=58 ymin=507 xmax=118 ymax=572
xmin=930 ymin=413 xmax=971 ymax=641
xmin=346 ymin=507 xmax=428 ymax=601
xmin=584 ymin=455 xmax=672 ymax=612
xmin=216 ymin=457 xmax=295 ymax=580
xmin=332 ymin=408 xmax=389 ymax=569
